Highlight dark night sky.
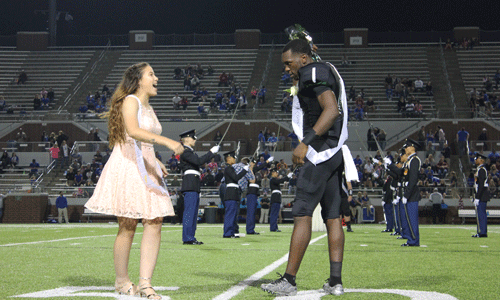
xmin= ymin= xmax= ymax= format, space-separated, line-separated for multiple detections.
xmin=0 ymin=0 xmax=496 ymax=36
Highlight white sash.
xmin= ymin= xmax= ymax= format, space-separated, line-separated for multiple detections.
xmin=292 ymin=63 xmax=348 ymax=166
xmin=342 ymin=145 xmax=359 ymax=182
xmin=128 ymin=94 xmax=168 ymax=195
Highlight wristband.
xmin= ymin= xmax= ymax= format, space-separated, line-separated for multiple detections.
xmin=301 ymin=131 xmax=318 ymax=146
xmin=349 ymin=190 xmax=353 ymax=196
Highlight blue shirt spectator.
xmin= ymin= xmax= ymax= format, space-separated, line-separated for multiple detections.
xmin=456 ymin=128 xmax=469 ymax=141
xmin=56 ymin=194 xmax=68 ymax=209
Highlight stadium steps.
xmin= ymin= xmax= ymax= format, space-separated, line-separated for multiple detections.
xmin=65 ymin=50 xmax=124 ymax=113
xmin=246 ymin=49 xmax=273 ymax=108
xmin=426 ymin=47 xmax=454 ymax=118
xmin=443 ymin=50 xmax=468 ymax=117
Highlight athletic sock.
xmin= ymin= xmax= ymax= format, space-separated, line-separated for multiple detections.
xmin=283 ymin=273 xmax=296 ymax=286
xmin=329 ymin=261 xmax=342 ymax=286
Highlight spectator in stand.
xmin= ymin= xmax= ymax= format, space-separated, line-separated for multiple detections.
xmin=16 ymin=128 xmax=28 ymax=142
xmin=1 ymin=151 xmax=9 ymax=170
xmin=213 ymin=130 xmax=222 ymax=143
xmin=168 ymin=154 xmax=179 ymax=173
xmin=441 ymin=142 xmax=451 ymax=160
xmin=354 ymin=154 xmax=362 ymax=167
xmin=365 ymin=97 xmax=375 ymax=113
xmin=385 ymin=74 xmax=393 ymax=100
xmin=17 ymin=70 xmax=27 ymax=84
xmin=377 ymin=130 xmax=387 ymax=150
xmin=185 ymin=64 xmax=193 ymax=77
xmin=41 ymin=94 xmax=50 ymax=109
xmin=258 ymin=86 xmax=267 ymax=104
xmin=29 ymin=159 xmax=40 ymax=177
xmin=397 ymin=97 xmax=406 ymax=114
xmin=488 ymin=149 xmax=499 ymax=165
xmin=66 ymin=166 xmax=76 ymax=186
xmin=174 ymin=66 xmax=183 ymax=79
xmin=40 ymin=87 xmax=48 ymax=99
xmin=478 ymin=128 xmax=488 ymax=151
xmin=196 ymin=63 xmax=204 ymax=78
xmin=218 ymin=72 xmax=229 ymax=87
xmin=192 ymin=87 xmax=201 ymax=102
xmin=75 ymin=170 xmax=83 ymax=186
xmin=56 ymin=131 xmax=69 ymax=148
xmin=10 ymin=152 xmax=19 ymax=168
xmin=0 ymin=96 xmax=6 ymax=111
xmin=50 ymin=143 xmax=60 ymax=169
xmin=190 ymin=75 xmax=200 ymax=90
xmin=414 ymin=77 xmax=424 ymax=92
xmin=197 ymin=102 xmax=207 ymax=118
xmin=437 ymin=126 xmax=446 ymax=150
xmin=341 ymin=54 xmax=350 ymax=65
xmin=172 ymin=93 xmax=181 ymax=110
xmin=444 ymin=38 xmax=453 ymax=50
xmin=60 ymin=140 xmax=70 ymax=170
xmin=436 ymin=157 xmax=449 ymax=178
xmin=207 ymin=65 xmax=214 ymax=76
xmin=33 ymin=94 xmax=42 ymax=110
xmin=227 ymin=72 xmax=235 ymax=85
xmin=281 ymin=72 xmax=291 ymax=86
xmin=425 ymin=81 xmax=433 ymax=96
xmin=414 ymin=100 xmax=423 ymax=116
xmin=183 ymin=75 xmax=192 ymax=91
xmin=267 ymin=132 xmax=278 ymax=151
xmin=493 ymin=69 xmax=500 ymax=89
xmin=405 ymin=99 xmax=415 ymax=117
xmin=456 ymin=127 xmax=469 ymax=156
xmin=180 ymin=96 xmax=189 ymax=110
xmin=348 ymin=86 xmax=356 ymax=101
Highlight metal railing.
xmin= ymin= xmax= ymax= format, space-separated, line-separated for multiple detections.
xmin=58 ymin=40 xmax=112 ymax=112
xmin=439 ymin=38 xmax=457 ymax=116
xmin=254 ymin=41 xmax=276 ymax=109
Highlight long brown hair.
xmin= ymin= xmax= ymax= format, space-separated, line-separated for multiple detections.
xmin=104 ymin=62 xmax=149 ymax=148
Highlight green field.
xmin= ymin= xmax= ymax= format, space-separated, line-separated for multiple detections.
xmin=0 ymin=223 xmax=498 ymax=300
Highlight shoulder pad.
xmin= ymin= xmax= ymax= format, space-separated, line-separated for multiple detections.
xmin=299 ymin=63 xmax=332 ymax=87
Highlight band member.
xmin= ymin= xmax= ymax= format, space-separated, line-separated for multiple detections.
xmin=246 ymin=156 xmax=273 ymax=234
xmin=400 ymin=139 xmax=422 ymax=247
xmin=222 ymin=151 xmax=248 ymax=238
xmin=179 ymin=129 xmax=219 ymax=245
xmin=472 ymin=153 xmax=490 ymax=238
xmin=381 ymin=175 xmax=395 ymax=233
xmin=269 ymin=168 xmax=292 ymax=232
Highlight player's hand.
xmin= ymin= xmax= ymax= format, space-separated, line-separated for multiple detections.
xmin=383 ymin=157 xmax=392 ymax=165
xmin=474 ymin=199 xmax=480 ymax=207
xmin=243 ymin=165 xmax=250 ymax=172
xmin=287 ymin=172 xmax=293 ymax=179
xmin=392 ymin=199 xmax=399 ymax=205
xmin=210 ymin=145 xmax=220 ymax=154
xmin=267 ymin=156 xmax=274 ymax=163
xmin=402 ymin=197 xmax=408 ymax=205
xmin=292 ymin=142 xmax=308 ymax=165
xmin=372 ymin=158 xmax=380 ymax=164
xmin=381 ymin=201 xmax=385 ymax=206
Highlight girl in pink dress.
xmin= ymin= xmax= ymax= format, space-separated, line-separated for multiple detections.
xmin=85 ymin=62 xmax=183 ymax=299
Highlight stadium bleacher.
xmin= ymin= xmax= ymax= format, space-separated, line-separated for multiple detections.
xmin=274 ymin=47 xmax=435 ymax=120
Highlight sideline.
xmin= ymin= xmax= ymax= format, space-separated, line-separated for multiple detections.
xmin=212 ymin=233 xmax=327 ymax=300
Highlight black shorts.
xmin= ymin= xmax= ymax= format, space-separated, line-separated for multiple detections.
xmin=340 ymin=196 xmax=351 ymax=217
xmin=292 ymin=149 xmax=344 ymax=221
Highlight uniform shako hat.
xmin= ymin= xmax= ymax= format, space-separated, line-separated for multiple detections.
xmin=179 ymin=129 xmax=197 ymax=140
xmin=223 ymin=150 xmax=236 ymax=158
xmin=474 ymin=153 xmax=487 ymax=161
xmin=402 ymin=138 xmax=422 ymax=151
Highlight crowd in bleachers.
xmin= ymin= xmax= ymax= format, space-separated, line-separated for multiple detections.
xmin=467 ymin=71 xmax=500 ymax=116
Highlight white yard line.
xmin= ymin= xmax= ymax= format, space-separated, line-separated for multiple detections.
xmin=212 ymin=233 xmax=327 ymax=300
xmin=0 ymin=234 xmax=118 ymax=247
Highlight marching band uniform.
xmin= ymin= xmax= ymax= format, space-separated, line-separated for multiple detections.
xmin=223 ymin=151 xmax=248 ymax=238
xmin=179 ymin=129 xmax=217 ymax=245
xmin=473 ymin=153 xmax=490 ymax=238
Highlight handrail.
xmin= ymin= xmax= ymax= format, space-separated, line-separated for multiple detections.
xmin=58 ymin=39 xmax=112 ymax=112
xmin=439 ymin=38 xmax=457 ymax=116
xmin=254 ymin=40 xmax=275 ymax=109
